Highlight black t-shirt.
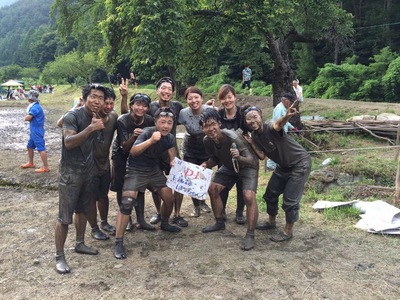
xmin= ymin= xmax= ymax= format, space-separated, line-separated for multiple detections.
xmin=148 ymin=101 xmax=183 ymax=136
xmin=111 ymin=113 xmax=155 ymax=160
xmin=61 ymin=106 xmax=96 ymax=174
xmin=127 ymin=126 xmax=175 ymax=171
xmin=252 ymin=123 xmax=310 ymax=169
xmin=218 ymin=105 xmax=241 ymax=130
xmin=204 ymin=129 xmax=259 ymax=171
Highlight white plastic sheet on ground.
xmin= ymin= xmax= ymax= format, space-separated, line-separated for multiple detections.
xmin=313 ymin=199 xmax=400 ymax=235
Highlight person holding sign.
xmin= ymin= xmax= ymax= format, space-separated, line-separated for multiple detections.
xmin=178 ymin=86 xmax=213 ymax=217
xmin=114 ymin=107 xmax=180 ymax=259
xmin=199 ymin=109 xmax=260 ymax=251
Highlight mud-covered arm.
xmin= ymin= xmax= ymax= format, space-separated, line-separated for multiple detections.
xmin=242 ymin=134 xmax=265 ymax=160
xmin=130 ymin=131 xmax=160 ymax=157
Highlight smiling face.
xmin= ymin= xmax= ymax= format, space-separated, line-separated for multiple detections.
xmin=245 ymin=110 xmax=263 ymax=133
xmin=202 ymin=118 xmax=221 ymax=142
xmin=186 ymin=92 xmax=203 ymax=112
xmin=130 ymin=101 xmax=148 ymax=118
xmin=220 ymin=91 xmax=236 ymax=111
xmin=155 ymin=116 xmax=174 ymax=136
xmin=86 ymin=89 xmax=105 ymax=113
xmin=157 ymin=82 xmax=173 ymax=103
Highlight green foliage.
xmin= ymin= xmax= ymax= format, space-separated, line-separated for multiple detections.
xmin=350 ymin=79 xmax=384 ymax=101
xmin=0 ymin=0 xmax=54 ymax=67
xmin=382 ymin=56 xmax=400 ymax=102
xmin=305 ymin=63 xmax=369 ymax=99
xmin=41 ymin=51 xmax=103 ymax=85
xmin=196 ymin=66 xmax=230 ymax=93
xmin=0 ymin=64 xmax=22 ymax=82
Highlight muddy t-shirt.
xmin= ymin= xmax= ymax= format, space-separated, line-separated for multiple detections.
xmin=92 ymin=111 xmax=118 ymax=172
xmin=178 ymin=105 xmax=212 ymax=161
xmin=111 ymin=113 xmax=154 ymax=160
xmin=61 ymin=106 xmax=96 ymax=173
xmin=127 ymin=126 xmax=175 ymax=171
xmin=252 ymin=123 xmax=309 ymax=169
xmin=148 ymin=101 xmax=183 ymax=136
xmin=204 ymin=129 xmax=258 ymax=170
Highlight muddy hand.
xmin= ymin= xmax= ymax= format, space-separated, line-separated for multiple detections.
xmin=92 ymin=113 xmax=105 ymax=131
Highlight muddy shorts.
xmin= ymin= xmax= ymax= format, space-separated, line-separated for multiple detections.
xmin=92 ymin=168 xmax=111 ymax=199
xmin=213 ymin=166 xmax=258 ymax=192
xmin=123 ymin=166 xmax=167 ymax=193
xmin=58 ymin=167 xmax=95 ymax=224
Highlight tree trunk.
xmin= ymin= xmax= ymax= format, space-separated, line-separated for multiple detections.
xmin=267 ymin=34 xmax=302 ymax=129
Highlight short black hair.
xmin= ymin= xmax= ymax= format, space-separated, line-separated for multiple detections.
xmin=199 ymin=108 xmax=220 ymax=127
xmin=105 ymin=87 xmax=116 ymax=100
xmin=129 ymin=93 xmax=151 ymax=107
xmin=82 ymin=83 xmax=107 ymax=100
xmin=156 ymin=77 xmax=175 ymax=92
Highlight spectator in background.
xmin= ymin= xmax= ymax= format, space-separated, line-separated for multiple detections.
xmin=129 ymin=70 xmax=138 ymax=89
xmin=20 ymin=90 xmax=49 ymax=173
xmin=265 ymin=93 xmax=296 ymax=171
xmin=242 ymin=64 xmax=253 ymax=96
xmin=292 ymin=80 xmax=303 ymax=103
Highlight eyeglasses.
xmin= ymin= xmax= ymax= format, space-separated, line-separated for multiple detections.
xmin=243 ymin=106 xmax=260 ymax=116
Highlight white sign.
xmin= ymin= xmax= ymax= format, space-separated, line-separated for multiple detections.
xmin=167 ymin=158 xmax=213 ymax=200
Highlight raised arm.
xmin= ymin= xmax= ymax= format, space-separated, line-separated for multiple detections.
xmin=273 ymin=100 xmax=299 ymax=132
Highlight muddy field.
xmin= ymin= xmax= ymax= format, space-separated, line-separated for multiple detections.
xmin=0 ymin=102 xmax=400 ymax=300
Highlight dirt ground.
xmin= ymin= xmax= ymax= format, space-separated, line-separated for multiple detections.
xmin=1 ymin=99 xmax=400 ymax=300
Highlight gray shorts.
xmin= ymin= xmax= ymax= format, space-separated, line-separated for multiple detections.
xmin=123 ymin=166 xmax=167 ymax=193
xmin=58 ymin=167 xmax=94 ymax=224
xmin=213 ymin=166 xmax=258 ymax=192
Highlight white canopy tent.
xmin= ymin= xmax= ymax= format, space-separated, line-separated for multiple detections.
xmin=1 ymin=80 xmax=23 ymax=87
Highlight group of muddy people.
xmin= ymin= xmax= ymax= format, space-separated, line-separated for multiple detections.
xmin=52 ymin=77 xmax=311 ymax=274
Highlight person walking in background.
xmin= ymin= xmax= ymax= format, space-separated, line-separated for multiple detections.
xmin=129 ymin=70 xmax=138 ymax=89
xmin=242 ymin=64 xmax=253 ymax=96
xmin=292 ymin=79 xmax=303 ymax=103
xmin=265 ymin=93 xmax=296 ymax=171
xmin=20 ymin=90 xmax=49 ymax=173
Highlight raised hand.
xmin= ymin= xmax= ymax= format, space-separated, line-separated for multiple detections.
xmin=119 ymin=78 xmax=128 ymax=98
xmin=150 ymin=131 xmax=162 ymax=143
xmin=91 ymin=113 xmax=105 ymax=131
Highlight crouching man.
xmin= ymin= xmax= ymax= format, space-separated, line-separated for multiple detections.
xmin=114 ymin=107 xmax=181 ymax=259
xmin=199 ymin=109 xmax=259 ymax=251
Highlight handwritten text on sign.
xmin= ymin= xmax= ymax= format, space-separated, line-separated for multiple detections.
xmin=167 ymin=158 xmax=212 ymax=200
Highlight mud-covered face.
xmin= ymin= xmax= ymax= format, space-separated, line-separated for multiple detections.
xmin=245 ymin=110 xmax=263 ymax=132
xmin=86 ymin=90 xmax=105 ymax=113
xmin=155 ymin=116 xmax=174 ymax=136
xmin=100 ymin=97 xmax=115 ymax=116
xmin=157 ymin=82 xmax=173 ymax=103
xmin=202 ymin=118 xmax=221 ymax=141
xmin=130 ymin=101 xmax=148 ymax=117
